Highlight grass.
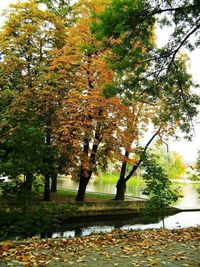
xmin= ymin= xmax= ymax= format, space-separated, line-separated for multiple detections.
xmin=94 ymin=172 xmax=144 ymax=185
xmin=50 ymin=189 xmax=116 ymax=201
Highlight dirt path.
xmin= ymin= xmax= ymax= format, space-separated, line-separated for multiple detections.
xmin=0 ymin=227 xmax=199 ymax=266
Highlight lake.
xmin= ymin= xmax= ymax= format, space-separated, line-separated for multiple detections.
xmin=51 ymin=176 xmax=200 ymax=238
xmin=52 ymin=211 xmax=200 ymax=238
xmin=57 ymin=175 xmax=200 ymax=209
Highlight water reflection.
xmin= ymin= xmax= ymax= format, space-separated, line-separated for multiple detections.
xmin=52 ymin=211 xmax=200 ymax=239
xmin=57 ymin=176 xmax=145 ymax=198
xmin=175 ymin=183 xmax=200 ymax=208
xmin=122 ymin=211 xmax=200 ymax=231
xmin=48 ymin=177 xmax=200 ymax=239
xmin=57 ymin=176 xmax=200 ymax=208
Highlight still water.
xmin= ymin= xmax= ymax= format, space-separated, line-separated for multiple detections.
xmin=52 ymin=176 xmax=200 ymax=238
xmin=57 ymin=176 xmax=200 ymax=209
xmin=52 ymin=211 xmax=200 ymax=238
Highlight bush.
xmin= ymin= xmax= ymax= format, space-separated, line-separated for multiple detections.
xmin=0 ymin=202 xmax=77 ymax=241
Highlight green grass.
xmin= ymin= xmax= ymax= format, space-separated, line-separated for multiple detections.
xmin=52 ymin=189 xmax=115 ymax=200
xmin=94 ymin=172 xmax=144 ymax=186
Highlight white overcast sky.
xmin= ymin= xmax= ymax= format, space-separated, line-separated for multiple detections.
xmin=0 ymin=0 xmax=199 ymax=163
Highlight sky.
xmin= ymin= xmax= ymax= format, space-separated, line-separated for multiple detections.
xmin=0 ymin=0 xmax=199 ymax=163
xmin=156 ymin=27 xmax=200 ymax=164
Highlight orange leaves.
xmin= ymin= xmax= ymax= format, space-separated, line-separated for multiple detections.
xmin=0 ymin=241 xmax=11 ymax=252
xmin=1 ymin=227 xmax=200 ymax=266
xmin=47 ymin=1 xmax=126 ymax=173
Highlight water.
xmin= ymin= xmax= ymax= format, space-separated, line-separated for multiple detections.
xmin=174 ymin=182 xmax=200 ymax=208
xmin=52 ymin=211 xmax=200 ymax=238
xmin=3 ymin=176 xmax=199 ymax=241
xmin=57 ymin=176 xmax=200 ymax=209
xmin=57 ymin=176 xmax=145 ymax=198
xmin=51 ymin=176 xmax=200 ymax=238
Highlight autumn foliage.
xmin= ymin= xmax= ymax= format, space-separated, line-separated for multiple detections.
xmin=0 ymin=0 xmax=199 ymax=202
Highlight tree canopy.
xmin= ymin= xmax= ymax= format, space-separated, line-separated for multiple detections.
xmin=0 ymin=0 xmax=199 ymax=201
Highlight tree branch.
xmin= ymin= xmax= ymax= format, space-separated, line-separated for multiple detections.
xmin=168 ymin=21 xmax=200 ymax=69
xmin=124 ymin=127 xmax=162 ymax=182
xmin=151 ymin=4 xmax=200 ymax=16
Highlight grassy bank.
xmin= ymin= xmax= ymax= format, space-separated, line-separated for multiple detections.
xmin=51 ymin=189 xmax=116 ymax=201
xmin=0 ymin=189 xmax=139 ymax=241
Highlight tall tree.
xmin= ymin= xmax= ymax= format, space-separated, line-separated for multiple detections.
xmin=92 ymin=0 xmax=199 ymax=200
xmin=51 ymin=0 xmax=128 ymax=201
xmin=0 ymin=0 xmax=66 ymax=200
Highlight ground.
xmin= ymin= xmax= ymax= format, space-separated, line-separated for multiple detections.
xmin=0 ymin=227 xmax=199 ymax=266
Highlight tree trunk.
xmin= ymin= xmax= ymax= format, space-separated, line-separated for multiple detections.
xmin=114 ymin=178 xmax=127 ymax=200
xmin=44 ymin=174 xmax=50 ymax=201
xmin=76 ymin=174 xmax=90 ymax=201
xmin=43 ymin=131 xmax=51 ymax=201
xmin=114 ymin=129 xmax=161 ymax=200
xmin=114 ymin=151 xmax=129 ymax=200
xmin=51 ymin=173 xmax=57 ymax=192
xmin=24 ymin=172 xmax=33 ymax=192
xmin=75 ymin=122 xmax=100 ymax=201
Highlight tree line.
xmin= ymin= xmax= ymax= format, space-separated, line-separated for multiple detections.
xmin=0 ymin=0 xmax=199 ymax=201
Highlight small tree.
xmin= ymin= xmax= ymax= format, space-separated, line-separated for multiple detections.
xmin=142 ymin=154 xmax=182 ymax=227
xmin=196 ymin=151 xmax=200 ymax=174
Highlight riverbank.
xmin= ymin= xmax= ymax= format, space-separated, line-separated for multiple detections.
xmin=0 ymin=227 xmax=199 ymax=266
xmin=1 ymin=189 xmax=197 ymax=242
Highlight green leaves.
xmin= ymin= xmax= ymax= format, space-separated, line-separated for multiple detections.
xmin=142 ymin=153 xmax=182 ymax=217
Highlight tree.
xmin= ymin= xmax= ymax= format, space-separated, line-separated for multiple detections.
xmin=0 ymin=124 xmax=45 ymax=191
xmin=0 ymin=0 xmax=66 ymax=200
xmin=92 ymin=0 xmax=200 ymax=83
xmin=142 ymin=153 xmax=181 ymax=227
xmin=36 ymin=0 xmax=77 ymax=26
xmin=51 ymin=0 xmax=128 ymax=201
xmin=1 ymin=0 xmax=199 ymax=204
xmin=90 ymin=0 xmax=199 ymax=200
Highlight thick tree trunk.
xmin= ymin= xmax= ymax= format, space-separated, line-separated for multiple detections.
xmin=114 ymin=151 xmax=129 ymax=200
xmin=75 ymin=122 xmax=101 ymax=201
xmin=76 ymin=174 xmax=90 ymax=201
xmin=44 ymin=173 xmax=50 ymax=201
xmin=114 ymin=178 xmax=127 ymax=200
xmin=114 ymin=130 xmax=161 ymax=201
xmin=51 ymin=173 xmax=57 ymax=192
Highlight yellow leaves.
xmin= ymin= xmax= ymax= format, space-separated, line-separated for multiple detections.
xmin=149 ymin=257 xmax=160 ymax=266
xmin=1 ymin=0 xmax=65 ymax=66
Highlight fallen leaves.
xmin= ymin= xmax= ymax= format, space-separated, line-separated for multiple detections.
xmin=149 ymin=257 xmax=160 ymax=266
xmin=1 ymin=240 xmax=11 ymax=252
xmin=0 ymin=227 xmax=199 ymax=266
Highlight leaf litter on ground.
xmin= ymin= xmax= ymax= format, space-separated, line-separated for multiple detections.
xmin=0 ymin=227 xmax=199 ymax=266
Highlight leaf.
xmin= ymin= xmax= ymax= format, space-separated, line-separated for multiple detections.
xmin=1 ymin=241 xmax=11 ymax=252
xmin=149 ymin=258 xmax=160 ymax=266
